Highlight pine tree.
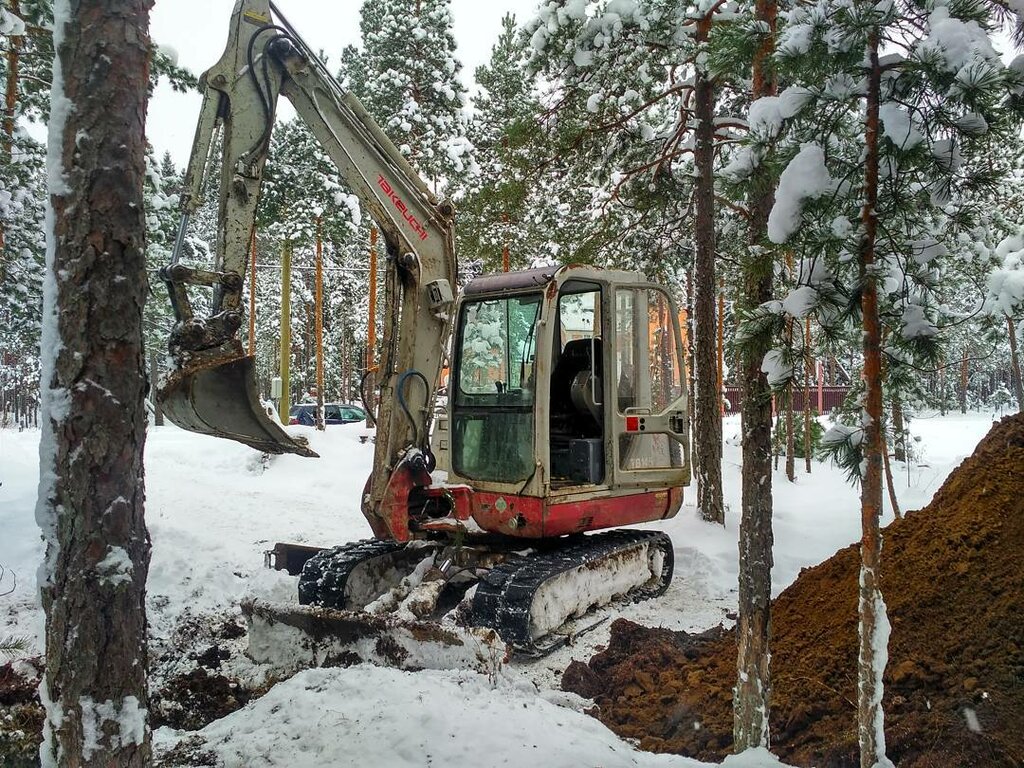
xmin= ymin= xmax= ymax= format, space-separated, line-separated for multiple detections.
xmin=524 ymin=0 xmax=729 ymax=523
xmin=353 ymin=0 xmax=473 ymax=186
xmin=143 ymin=148 xmax=180 ymax=358
xmin=457 ymin=14 xmax=540 ymax=271
xmin=715 ymin=0 xmax=779 ymax=749
xmin=0 ymin=0 xmax=195 ymax=422
xmin=0 ymin=0 xmax=50 ymax=420
xmin=762 ymin=3 xmax=1023 ymax=764
xmin=38 ymin=0 xmax=152 ymax=764
xmin=250 ymin=115 xmax=362 ymax=409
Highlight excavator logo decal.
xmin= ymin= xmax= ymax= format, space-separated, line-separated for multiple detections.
xmin=377 ymin=175 xmax=429 ymax=242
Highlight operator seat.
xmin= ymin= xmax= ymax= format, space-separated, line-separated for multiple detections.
xmin=550 ymin=338 xmax=603 ymax=437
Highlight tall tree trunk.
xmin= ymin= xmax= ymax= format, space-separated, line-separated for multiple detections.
xmin=151 ymin=349 xmax=164 ymax=427
xmin=717 ymin=285 xmax=725 ymax=414
xmin=939 ymin=361 xmax=947 ymax=416
xmin=959 ymin=346 xmax=968 ymax=414
xmin=38 ymin=1 xmax=153 ymax=764
xmin=891 ymin=396 xmax=905 ymax=462
xmin=734 ymin=0 xmax=775 ymax=750
xmin=315 ymin=218 xmax=325 ymax=430
xmin=803 ymin=318 xmax=812 ymax=474
xmin=2 ymin=0 xmax=20 ymax=151
xmin=686 ymin=274 xmax=696 ymax=495
xmin=1007 ymin=313 xmax=1023 ymax=411
xmin=693 ymin=17 xmax=723 ymax=525
xmin=0 ymin=0 xmax=22 ymax=257
xmin=882 ymin=435 xmax=901 ymax=520
xmin=856 ymin=25 xmax=894 ymax=768
xmin=365 ymin=228 xmax=378 ymax=427
xmin=341 ymin=323 xmax=349 ymax=402
xmin=784 ymin=256 xmax=794 ymax=482
xmin=785 ymin=384 xmax=795 ymax=482
xmin=280 ymin=240 xmax=292 ymax=423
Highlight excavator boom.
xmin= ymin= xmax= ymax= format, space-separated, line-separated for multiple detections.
xmin=159 ymin=0 xmax=456 ymax=510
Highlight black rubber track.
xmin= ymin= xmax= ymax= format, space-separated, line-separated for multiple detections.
xmin=298 ymin=538 xmax=407 ymax=607
xmin=471 ymin=529 xmax=674 ymax=655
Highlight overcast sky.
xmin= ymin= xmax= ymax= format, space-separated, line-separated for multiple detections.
xmin=147 ymin=0 xmax=539 ymax=166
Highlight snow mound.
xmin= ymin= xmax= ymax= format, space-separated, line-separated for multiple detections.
xmin=157 ymin=665 xmax=714 ymax=768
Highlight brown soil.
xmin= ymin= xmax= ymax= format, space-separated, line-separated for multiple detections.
xmin=564 ymin=413 xmax=1024 ymax=767
xmin=150 ymin=617 xmax=256 ymax=731
xmin=151 ymin=667 xmax=252 ymax=731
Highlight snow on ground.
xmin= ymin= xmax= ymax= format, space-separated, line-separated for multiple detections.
xmin=0 ymin=410 xmax=998 ymax=767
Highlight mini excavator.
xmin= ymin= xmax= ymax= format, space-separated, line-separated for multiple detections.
xmin=159 ymin=0 xmax=691 ymax=670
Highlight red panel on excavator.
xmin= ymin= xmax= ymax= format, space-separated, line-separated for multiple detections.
xmin=467 ymin=488 xmax=682 ymax=539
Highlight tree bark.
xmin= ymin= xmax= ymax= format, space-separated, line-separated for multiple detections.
xmin=38 ymin=2 xmax=153 ymax=765
xmin=856 ymin=25 xmax=893 ymax=768
xmin=151 ymin=349 xmax=163 ymax=427
xmin=340 ymin=322 xmax=349 ymax=402
xmin=804 ymin=318 xmax=812 ymax=474
xmin=959 ymin=346 xmax=968 ymax=414
xmin=315 ymin=218 xmax=325 ymax=430
xmin=280 ymin=240 xmax=292 ymax=423
xmin=891 ymin=396 xmax=905 ymax=463
xmin=686 ymin=273 xmax=696 ymax=493
xmin=693 ymin=16 xmax=724 ymax=525
xmin=717 ymin=286 xmax=725 ymax=414
xmin=365 ymin=228 xmax=378 ymax=427
xmin=734 ymin=0 xmax=775 ymax=751
xmin=2 ymin=0 xmax=21 ymax=152
xmin=882 ymin=434 xmax=901 ymax=520
xmin=1007 ymin=313 xmax=1023 ymax=412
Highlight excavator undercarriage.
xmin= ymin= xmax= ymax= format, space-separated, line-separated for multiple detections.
xmin=247 ymin=529 xmax=673 ymax=672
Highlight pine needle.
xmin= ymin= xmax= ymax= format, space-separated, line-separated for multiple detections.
xmin=0 ymin=635 xmax=32 ymax=659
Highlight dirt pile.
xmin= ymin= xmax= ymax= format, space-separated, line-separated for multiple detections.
xmin=564 ymin=413 xmax=1024 ymax=767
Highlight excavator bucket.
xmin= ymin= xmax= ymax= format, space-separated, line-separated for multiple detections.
xmin=159 ymin=352 xmax=318 ymax=458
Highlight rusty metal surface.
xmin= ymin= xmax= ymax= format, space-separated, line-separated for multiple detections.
xmin=159 ymin=348 xmax=318 ymax=458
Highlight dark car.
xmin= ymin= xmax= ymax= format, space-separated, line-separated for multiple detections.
xmin=289 ymin=402 xmax=366 ymax=426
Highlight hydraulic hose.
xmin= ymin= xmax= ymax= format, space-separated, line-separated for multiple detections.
xmin=397 ymin=369 xmax=436 ymax=472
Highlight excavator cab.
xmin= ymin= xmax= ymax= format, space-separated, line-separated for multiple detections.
xmin=447 ymin=265 xmax=690 ymax=535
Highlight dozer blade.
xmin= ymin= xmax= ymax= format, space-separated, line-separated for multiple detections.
xmin=159 ymin=352 xmax=318 ymax=458
xmin=241 ymin=599 xmax=507 ymax=676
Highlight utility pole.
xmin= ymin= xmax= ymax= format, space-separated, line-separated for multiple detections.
xmin=280 ymin=239 xmax=292 ymax=424
xmin=315 ymin=215 xmax=325 ymax=430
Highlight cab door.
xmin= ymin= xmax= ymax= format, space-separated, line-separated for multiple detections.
xmin=605 ymin=284 xmax=690 ymax=489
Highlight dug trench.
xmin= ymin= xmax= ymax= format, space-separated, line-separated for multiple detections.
xmin=563 ymin=412 xmax=1024 ymax=767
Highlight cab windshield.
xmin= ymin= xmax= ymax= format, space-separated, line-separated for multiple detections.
xmin=452 ymin=293 xmax=541 ymax=483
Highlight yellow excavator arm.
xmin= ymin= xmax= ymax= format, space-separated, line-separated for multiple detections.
xmin=159 ymin=0 xmax=457 ymax=516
